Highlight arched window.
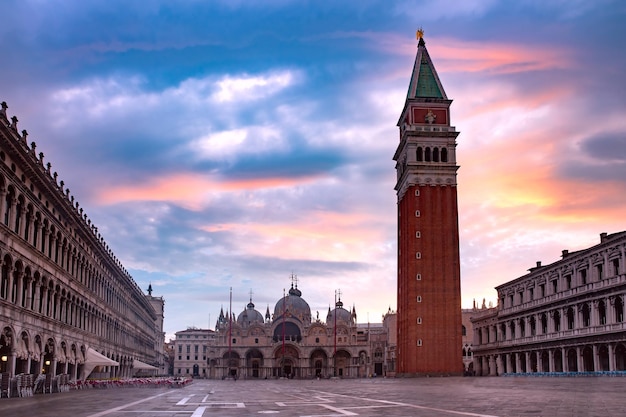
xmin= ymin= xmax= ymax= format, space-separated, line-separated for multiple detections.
xmin=425 ymin=147 xmax=431 ymax=162
xmin=0 ymin=256 xmax=10 ymax=299
xmin=553 ymin=310 xmax=561 ymax=331
xmin=615 ymin=297 xmax=624 ymax=323
xmin=441 ymin=147 xmax=448 ymax=162
xmin=598 ymin=300 xmax=607 ymax=325
xmin=433 ymin=147 xmax=439 ymax=162
xmin=461 ymin=325 xmax=466 ymax=336
xmin=582 ymin=303 xmax=591 ymax=327
xmin=14 ymin=196 xmax=23 ymax=233
xmin=567 ymin=307 xmax=575 ymax=329
xmin=416 ymin=147 xmax=423 ymax=162
xmin=4 ymin=189 xmax=14 ymax=226
xmin=24 ymin=205 xmax=33 ymax=242
xmin=540 ymin=313 xmax=548 ymax=334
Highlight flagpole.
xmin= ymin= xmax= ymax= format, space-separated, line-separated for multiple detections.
xmin=334 ymin=289 xmax=337 ymax=377
xmin=228 ymin=287 xmax=232 ymax=377
xmin=282 ymin=287 xmax=286 ymax=377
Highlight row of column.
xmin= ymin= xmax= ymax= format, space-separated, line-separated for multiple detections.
xmin=475 ymin=296 xmax=623 ymax=345
xmin=1 ymin=266 xmax=104 ymax=336
xmin=1 ymin=188 xmax=129 ymax=315
xmin=1 ymin=265 xmax=147 ymax=356
xmin=475 ymin=343 xmax=624 ymax=376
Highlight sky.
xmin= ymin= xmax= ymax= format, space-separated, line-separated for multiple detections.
xmin=1 ymin=0 xmax=625 ymax=341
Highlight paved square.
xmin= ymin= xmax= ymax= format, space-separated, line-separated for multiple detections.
xmin=2 ymin=377 xmax=625 ymax=416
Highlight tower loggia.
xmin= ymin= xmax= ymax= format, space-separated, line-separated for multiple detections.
xmin=393 ymin=31 xmax=463 ymax=376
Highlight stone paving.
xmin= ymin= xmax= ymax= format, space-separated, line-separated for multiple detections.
xmin=1 ymin=377 xmax=626 ymax=417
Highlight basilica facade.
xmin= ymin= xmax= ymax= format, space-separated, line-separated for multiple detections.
xmin=0 ymin=101 xmax=165 ymax=381
xmin=173 ymin=284 xmax=395 ymax=379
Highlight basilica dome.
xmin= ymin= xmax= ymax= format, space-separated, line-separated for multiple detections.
xmin=326 ymin=299 xmax=353 ymax=325
xmin=273 ymin=285 xmax=311 ymax=324
xmin=237 ymin=301 xmax=265 ymax=327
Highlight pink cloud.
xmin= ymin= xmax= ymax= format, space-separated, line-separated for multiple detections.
xmin=201 ymin=211 xmax=388 ymax=263
xmin=432 ymin=38 xmax=571 ymax=74
xmin=372 ymin=33 xmax=572 ymax=75
xmin=96 ymin=172 xmax=324 ymax=208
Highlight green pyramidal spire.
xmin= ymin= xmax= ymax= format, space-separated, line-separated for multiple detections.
xmin=406 ymin=32 xmax=446 ymax=100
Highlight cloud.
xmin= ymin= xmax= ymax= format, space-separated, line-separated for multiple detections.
xmin=579 ymin=132 xmax=626 ymax=162
xmin=199 ymin=210 xmax=386 ymax=262
xmin=95 ymin=172 xmax=324 ymax=209
xmin=190 ymin=126 xmax=286 ymax=162
xmin=390 ymin=0 xmax=499 ymax=20
xmin=211 ymin=72 xmax=297 ymax=102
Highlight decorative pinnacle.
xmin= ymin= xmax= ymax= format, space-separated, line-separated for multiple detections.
xmin=416 ymin=27 xmax=424 ymax=40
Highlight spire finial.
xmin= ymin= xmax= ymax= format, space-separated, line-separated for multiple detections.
xmin=416 ymin=27 xmax=424 ymax=40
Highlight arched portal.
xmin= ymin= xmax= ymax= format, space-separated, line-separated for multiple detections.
xmin=567 ymin=348 xmax=577 ymax=372
xmin=598 ymin=345 xmax=609 ymax=371
xmin=615 ymin=344 xmax=626 ymax=371
xmin=273 ymin=344 xmax=299 ymax=378
xmin=310 ymin=348 xmax=328 ymax=378
xmin=333 ymin=349 xmax=352 ymax=378
xmin=582 ymin=346 xmax=594 ymax=372
xmin=222 ymin=351 xmax=240 ymax=378
xmin=529 ymin=351 xmax=537 ymax=373
xmin=246 ymin=349 xmax=264 ymax=378
xmin=553 ymin=348 xmax=563 ymax=372
xmin=0 ymin=327 xmax=13 ymax=374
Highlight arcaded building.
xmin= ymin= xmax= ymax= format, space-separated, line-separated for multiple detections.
xmin=181 ymin=284 xmax=393 ymax=379
xmin=472 ymin=231 xmax=626 ymax=375
xmin=393 ymin=31 xmax=463 ymax=375
xmin=0 ymin=101 xmax=164 ymax=381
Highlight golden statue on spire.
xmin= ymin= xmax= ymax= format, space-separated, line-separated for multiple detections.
xmin=416 ymin=27 xmax=424 ymax=40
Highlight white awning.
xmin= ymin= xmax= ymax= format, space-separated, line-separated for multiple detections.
xmin=86 ymin=348 xmax=119 ymax=367
xmin=132 ymin=359 xmax=157 ymax=370
xmin=81 ymin=348 xmax=119 ymax=381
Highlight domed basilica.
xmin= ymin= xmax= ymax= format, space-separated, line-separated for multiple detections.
xmin=206 ymin=282 xmax=392 ymax=379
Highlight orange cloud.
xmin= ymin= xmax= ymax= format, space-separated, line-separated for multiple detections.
xmin=432 ymin=38 xmax=571 ymax=74
xmin=374 ymin=33 xmax=571 ymax=75
xmin=96 ymin=172 xmax=323 ymax=209
xmin=456 ymin=86 xmax=572 ymax=121
xmin=200 ymin=210 xmax=388 ymax=263
xmin=461 ymin=126 xmax=625 ymax=229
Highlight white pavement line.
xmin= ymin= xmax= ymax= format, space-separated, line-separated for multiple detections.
xmin=177 ymin=394 xmax=195 ymax=405
xmin=201 ymin=395 xmax=209 ymax=402
xmin=311 ymin=390 xmax=500 ymax=417
xmin=318 ymin=404 xmax=358 ymax=416
xmin=191 ymin=406 xmax=206 ymax=417
xmin=363 ymin=399 xmax=500 ymax=417
xmin=86 ymin=391 xmax=170 ymax=417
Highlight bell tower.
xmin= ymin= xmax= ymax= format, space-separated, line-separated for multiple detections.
xmin=393 ymin=30 xmax=462 ymax=376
